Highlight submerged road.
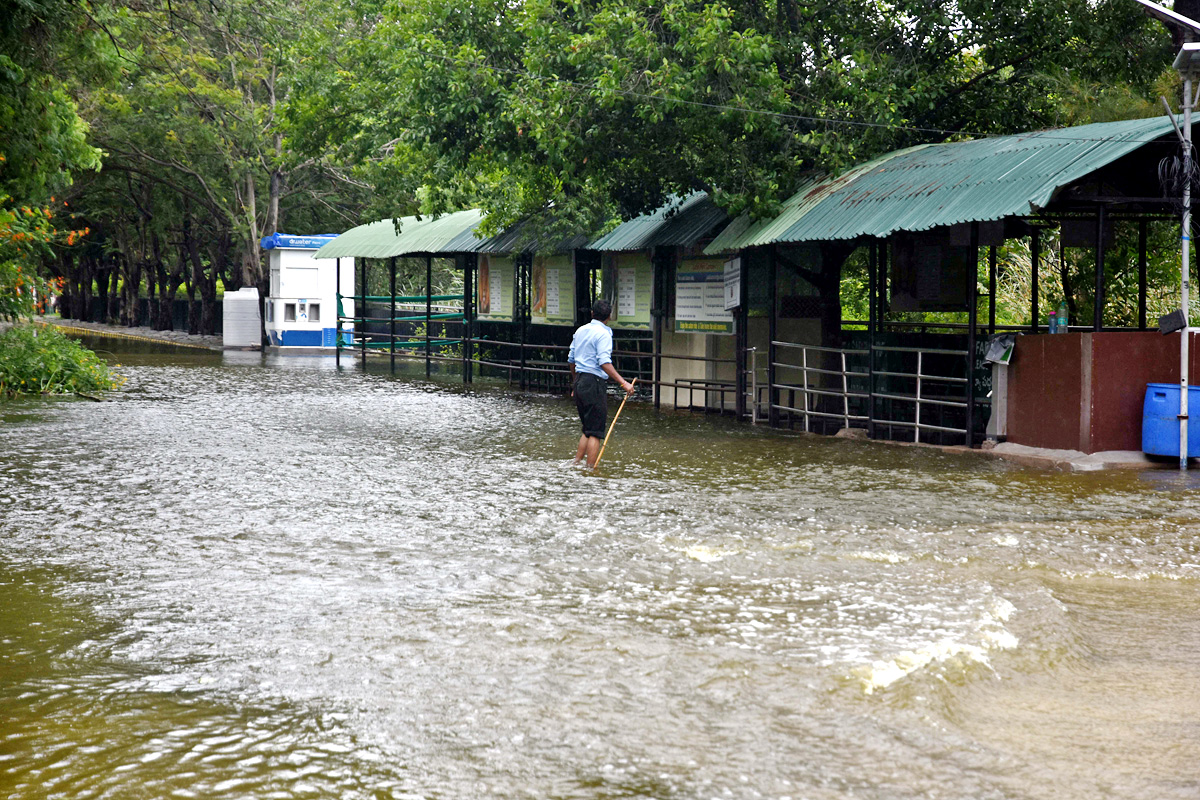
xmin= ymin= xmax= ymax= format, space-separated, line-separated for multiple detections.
xmin=2 ymin=345 xmax=1199 ymax=799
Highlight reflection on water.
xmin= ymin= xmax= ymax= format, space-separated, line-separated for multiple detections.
xmin=2 ymin=346 xmax=1199 ymax=799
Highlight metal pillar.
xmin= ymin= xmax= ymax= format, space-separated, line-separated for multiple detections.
xmin=518 ymin=256 xmax=528 ymax=391
xmin=573 ymin=251 xmax=592 ymax=327
xmin=1181 ymin=70 xmax=1193 ymax=470
xmin=867 ymin=239 xmax=877 ymax=439
xmin=1094 ymin=205 xmax=1106 ymax=331
xmin=652 ymin=249 xmax=664 ymax=410
xmin=425 ymin=255 xmax=432 ymax=378
xmin=1030 ymin=228 xmax=1040 ymax=333
xmin=359 ymin=257 xmax=367 ymax=370
xmin=463 ymin=253 xmax=475 ymax=384
xmin=335 ymin=258 xmax=341 ymax=367
xmin=988 ymin=245 xmax=997 ymax=335
xmin=877 ymin=239 xmax=888 ymax=328
xmin=1138 ymin=220 xmax=1148 ymax=331
xmin=767 ymin=245 xmax=779 ymax=427
xmin=966 ymin=223 xmax=979 ymax=448
xmin=735 ymin=255 xmax=748 ymax=419
xmin=389 ymin=257 xmax=396 ymax=374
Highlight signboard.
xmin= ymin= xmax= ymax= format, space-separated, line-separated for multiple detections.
xmin=531 ymin=254 xmax=575 ymax=326
xmin=723 ymin=256 xmax=741 ymax=311
xmin=477 ymin=254 xmax=515 ymax=321
xmin=675 ymin=259 xmax=733 ymax=334
xmin=605 ymin=253 xmax=652 ymax=330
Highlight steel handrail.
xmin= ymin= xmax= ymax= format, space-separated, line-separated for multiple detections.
xmin=873 ymin=391 xmax=967 ymax=409
xmin=772 ymin=340 xmax=868 ymax=356
xmin=773 ymin=362 xmax=869 ymax=380
xmin=772 ymin=403 xmax=868 ymax=422
xmin=873 ymin=345 xmax=968 ymax=356
xmin=872 ymin=369 xmax=967 ymax=384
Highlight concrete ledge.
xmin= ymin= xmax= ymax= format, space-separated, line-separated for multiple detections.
xmin=985 ymin=442 xmax=1181 ymax=472
xmin=33 ymin=316 xmax=223 ymax=350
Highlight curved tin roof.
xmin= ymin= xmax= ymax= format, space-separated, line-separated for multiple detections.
xmin=705 ymin=117 xmax=1176 ymax=253
xmin=587 ymin=192 xmax=728 ymax=251
xmin=314 ymin=209 xmax=484 ymax=259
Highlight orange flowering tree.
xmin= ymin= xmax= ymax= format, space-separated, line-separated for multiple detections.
xmin=0 ymin=185 xmax=88 ymax=321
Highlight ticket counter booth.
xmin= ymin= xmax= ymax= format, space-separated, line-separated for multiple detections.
xmin=260 ymin=233 xmax=355 ymax=348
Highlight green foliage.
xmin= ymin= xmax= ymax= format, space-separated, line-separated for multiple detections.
xmin=303 ymin=0 xmax=1175 ymax=244
xmin=0 ymin=324 xmax=123 ymax=398
xmin=359 ymin=257 xmax=463 ymax=299
xmin=0 ymin=0 xmax=104 ymax=203
xmin=69 ymin=0 xmax=373 ymax=301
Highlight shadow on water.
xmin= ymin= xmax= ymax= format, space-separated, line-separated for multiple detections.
xmin=2 ymin=345 xmax=1200 ymax=799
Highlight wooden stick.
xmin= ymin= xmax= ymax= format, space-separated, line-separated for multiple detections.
xmin=594 ymin=378 xmax=636 ymax=468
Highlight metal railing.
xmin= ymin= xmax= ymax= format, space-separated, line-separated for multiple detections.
xmin=870 ymin=344 xmax=971 ymax=444
xmin=770 ymin=341 xmax=870 ymax=431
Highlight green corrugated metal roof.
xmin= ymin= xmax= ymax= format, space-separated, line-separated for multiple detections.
xmin=314 ymin=209 xmax=484 ymax=259
xmin=449 ymin=218 xmax=589 ymax=254
xmin=587 ymin=193 xmax=728 ymax=251
xmin=705 ymin=117 xmax=1176 ymax=254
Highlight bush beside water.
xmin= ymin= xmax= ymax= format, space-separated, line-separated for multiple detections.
xmin=0 ymin=324 xmax=123 ymax=398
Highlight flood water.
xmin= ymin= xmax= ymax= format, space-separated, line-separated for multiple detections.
xmin=2 ymin=343 xmax=1200 ymax=800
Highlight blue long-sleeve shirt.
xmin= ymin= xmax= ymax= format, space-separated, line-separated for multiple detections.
xmin=567 ymin=319 xmax=613 ymax=379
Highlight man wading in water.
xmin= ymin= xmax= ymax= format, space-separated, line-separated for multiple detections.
xmin=568 ymin=299 xmax=635 ymax=468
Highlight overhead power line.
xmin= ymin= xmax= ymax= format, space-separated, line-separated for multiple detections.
xmin=414 ymin=49 xmax=1179 ymax=146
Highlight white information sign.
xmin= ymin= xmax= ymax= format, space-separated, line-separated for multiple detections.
xmin=545 ymin=268 xmax=560 ymax=317
xmin=723 ymin=257 xmax=742 ymax=311
xmin=675 ymin=260 xmax=733 ymax=334
xmin=618 ymin=267 xmax=638 ymax=319
xmin=489 ymin=268 xmax=503 ymax=315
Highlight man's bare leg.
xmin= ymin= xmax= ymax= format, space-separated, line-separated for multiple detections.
xmin=573 ymin=434 xmax=589 ymax=464
xmin=585 ymin=435 xmax=602 ymax=468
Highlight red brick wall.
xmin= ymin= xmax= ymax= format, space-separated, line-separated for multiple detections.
xmin=1007 ymin=334 xmax=1085 ymax=451
xmin=1006 ymin=332 xmax=1200 ymax=453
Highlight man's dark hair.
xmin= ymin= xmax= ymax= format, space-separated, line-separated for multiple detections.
xmin=591 ymin=299 xmax=612 ymax=321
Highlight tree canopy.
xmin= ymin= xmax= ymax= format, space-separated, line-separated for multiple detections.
xmin=304 ymin=0 xmax=1174 ymax=238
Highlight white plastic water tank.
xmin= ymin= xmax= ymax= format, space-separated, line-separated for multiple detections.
xmin=223 ymin=287 xmax=262 ymax=348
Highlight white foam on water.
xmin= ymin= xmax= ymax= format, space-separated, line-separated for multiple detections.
xmin=847 ymin=550 xmax=910 ymax=564
xmin=1057 ymin=568 xmax=1193 ymax=582
xmin=683 ymin=545 xmax=735 ymax=563
xmin=850 ymin=596 xmax=1019 ymax=695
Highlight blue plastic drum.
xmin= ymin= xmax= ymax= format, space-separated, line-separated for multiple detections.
xmin=1143 ymin=383 xmax=1200 ymax=457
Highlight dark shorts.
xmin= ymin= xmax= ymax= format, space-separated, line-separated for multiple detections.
xmin=574 ymin=373 xmax=608 ymax=439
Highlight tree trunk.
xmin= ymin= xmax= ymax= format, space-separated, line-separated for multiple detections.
xmin=242 ymin=171 xmax=260 ymax=287
xmin=95 ymin=265 xmax=110 ymax=322
xmin=75 ymin=254 xmax=94 ymax=321
xmin=144 ymin=258 xmax=158 ymax=330
xmin=121 ymin=255 xmax=141 ymax=328
xmin=182 ymin=205 xmax=199 ymax=335
xmin=200 ymin=233 xmax=228 ymax=336
xmin=106 ymin=258 xmax=120 ymax=324
xmin=57 ymin=252 xmax=78 ymax=319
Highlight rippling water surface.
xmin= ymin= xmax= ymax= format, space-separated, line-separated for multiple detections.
xmin=3 ymin=345 xmax=1200 ymax=800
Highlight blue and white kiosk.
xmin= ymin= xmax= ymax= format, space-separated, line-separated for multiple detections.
xmin=260 ymin=233 xmax=355 ymax=348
